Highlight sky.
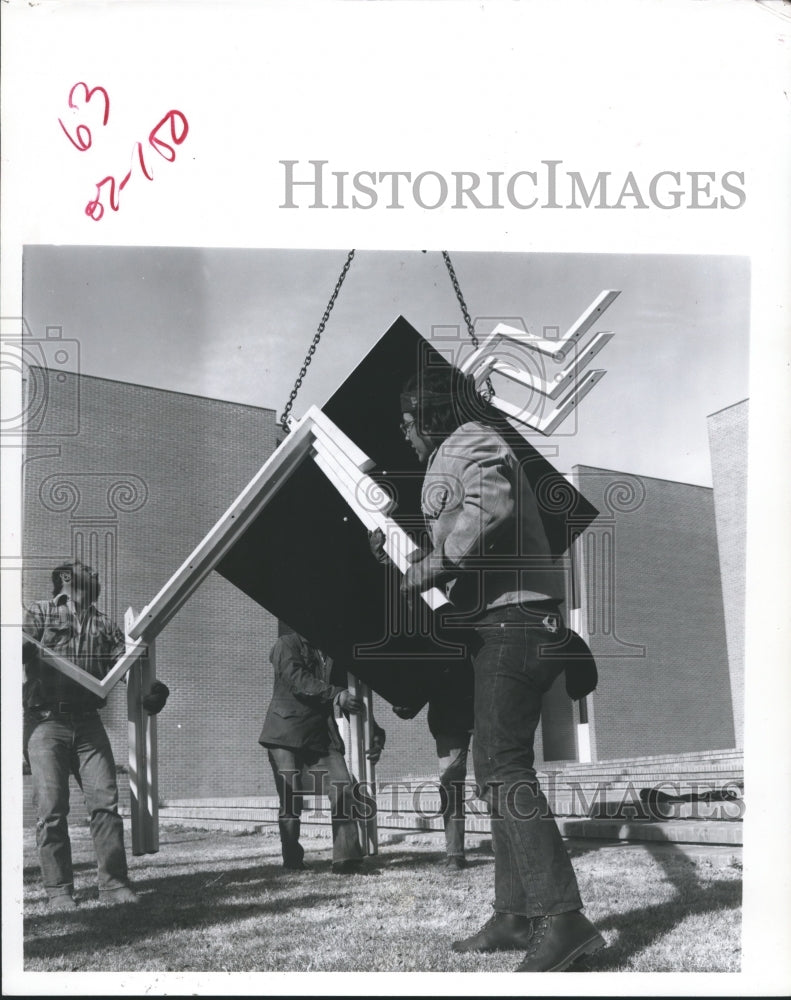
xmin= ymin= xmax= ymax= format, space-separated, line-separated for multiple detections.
xmin=21 ymin=246 xmax=750 ymax=487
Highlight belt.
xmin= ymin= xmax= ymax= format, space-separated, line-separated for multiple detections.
xmin=33 ymin=702 xmax=98 ymax=716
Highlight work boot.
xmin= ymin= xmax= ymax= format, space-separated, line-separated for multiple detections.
xmin=331 ymin=859 xmax=379 ymax=876
xmin=99 ymin=884 xmax=140 ymax=905
xmin=283 ymin=859 xmax=311 ymax=872
xmin=452 ymin=912 xmax=534 ymax=952
xmin=48 ymin=893 xmax=77 ymax=911
xmin=514 ymin=910 xmax=604 ymax=972
xmin=440 ymin=855 xmax=467 ymax=871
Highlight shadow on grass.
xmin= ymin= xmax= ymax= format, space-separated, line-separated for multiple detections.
xmin=367 ymin=846 xmax=494 ymax=872
xmin=24 ymin=849 xmax=285 ymax=884
xmin=24 ymin=859 xmax=341 ymax=964
xmin=580 ymin=874 xmax=741 ymax=970
xmin=573 ymin=835 xmax=742 ymax=970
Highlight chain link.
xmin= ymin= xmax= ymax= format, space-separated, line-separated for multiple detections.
xmin=441 ymin=250 xmax=478 ymax=348
xmin=279 ymin=250 xmax=356 ymax=433
xmin=442 ymin=250 xmax=494 ymax=398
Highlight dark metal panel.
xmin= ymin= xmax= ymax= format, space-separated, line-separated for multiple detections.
xmin=217 ymin=315 xmax=599 ymax=705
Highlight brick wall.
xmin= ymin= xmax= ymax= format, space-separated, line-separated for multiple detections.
xmin=24 ymin=375 xmax=737 ymax=806
xmin=22 ymin=371 xmax=285 ymax=799
xmin=707 ymin=401 xmax=748 ymax=748
xmin=571 ymin=465 xmax=735 ymax=760
xmin=21 ymin=370 xmax=445 ymax=800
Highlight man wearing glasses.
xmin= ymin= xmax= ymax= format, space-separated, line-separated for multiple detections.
xmin=394 ymin=368 xmax=604 ymax=972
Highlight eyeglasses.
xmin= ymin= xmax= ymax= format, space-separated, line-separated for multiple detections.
xmin=399 ymin=419 xmax=417 ymax=439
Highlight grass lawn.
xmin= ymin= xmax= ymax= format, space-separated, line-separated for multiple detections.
xmin=23 ymin=824 xmax=742 ymax=973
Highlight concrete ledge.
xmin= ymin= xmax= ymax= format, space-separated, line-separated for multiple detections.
xmin=555 ymin=818 xmax=743 ymax=846
xmin=158 ymin=808 xmax=742 ymax=847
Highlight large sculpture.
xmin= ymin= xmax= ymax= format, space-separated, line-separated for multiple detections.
xmin=29 ymin=297 xmax=618 ymax=852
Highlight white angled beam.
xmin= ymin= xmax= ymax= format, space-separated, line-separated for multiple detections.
xmin=96 ymin=640 xmax=148 ymax=694
xmin=128 ymin=405 xmax=371 ymax=642
xmin=311 ymin=435 xmax=396 ymax=520
xmin=24 ymin=621 xmax=149 ymax=696
xmin=462 ymin=289 xmax=620 ymax=368
xmin=306 ymin=406 xmax=377 ymax=473
xmin=126 ymin=609 xmax=146 ymax=856
xmin=470 ymin=331 xmax=613 ymax=401
xmin=310 ymin=444 xmax=449 ymax=610
xmin=312 ymin=449 xmax=386 ymax=533
xmin=126 ymin=606 xmax=159 ymax=855
xmin=128 ymin=418 xmax=315 ymax=641
xmin=490 ymin=369 xmax=606 ymax=436
xmin=132 ymin=402 xmax=451 ymax=646
xmin=142 ymin=637 xmax=159 ymax=853
xmin=23 ymin=637 xmax=106 ymax=698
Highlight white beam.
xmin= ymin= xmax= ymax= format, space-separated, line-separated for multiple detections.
xmin=462 ymin=290 xmax=620 ymax=367
xmin=470 ymin=331 xmax=613 ymax=401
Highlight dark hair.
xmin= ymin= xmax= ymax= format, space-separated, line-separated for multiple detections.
xmin=401 ymin=367 xmax=497 ymax=441
xmin=51 ymin=560 xmax=100 ymax=600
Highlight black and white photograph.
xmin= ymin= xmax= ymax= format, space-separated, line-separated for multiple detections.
xmin=2 ymin=1 xmax=789 ymax=996
xmin=13 ymin=244 xmax=750 ymax=976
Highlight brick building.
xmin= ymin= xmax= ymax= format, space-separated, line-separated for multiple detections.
xmin=21 ymin=369 xmax=451 ymax=798
xmin=707 ymin=401 xmax=748 ymax=748
xmin=22 ymin=370 xmax=744 ymax=804
xmin=568 ymin=465 xmax=736 ymax=763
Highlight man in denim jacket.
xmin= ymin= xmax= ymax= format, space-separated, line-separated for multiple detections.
xmin=397 ymin=367 xmax=604 ymax=972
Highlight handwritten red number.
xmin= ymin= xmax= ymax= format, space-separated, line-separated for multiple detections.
xmin=134 ymin=141 xmax=154 ymax=181
xmin=59 ymin=82 xmax=110 ymax=152
xmin=58 ymin=119 xmax=92 ymax=151
xmin=85 ymin=175 xmax=122 ymax=221
xmin=78 ymin=101 xmax=187 ymax=220
xmin=149 ymin=110 xmax=189 ymax=162
xmin=69 ymin=82 xmax=110 ymax=125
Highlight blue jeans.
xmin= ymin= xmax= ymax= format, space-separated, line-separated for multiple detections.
xmin=24 ymin=709 xmax=129 ymax=897
xmin=267 ymin=746 xmax=364 ymax=865
xmin=436 ymin=735 xmax=471 ymax=858
xmin=471 ymin=604 xmax=583 ymax=918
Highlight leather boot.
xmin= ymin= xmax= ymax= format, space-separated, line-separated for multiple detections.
xmin=440 ymin=856 xmax=467 ymax=871
xmin=515 ymin=910 xmax=604 ymax=971
xmin=452 ymin=912 xmax=535 ymax=952
xmin=48 ymin=893 xmax=78 ymax=911
xmin=99 ymin=884 xmax=140 ymax=905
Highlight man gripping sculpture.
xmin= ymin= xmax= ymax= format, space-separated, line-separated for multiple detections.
xmin=23 ymin=560 xmax=169 ymax=909
xmin=260 ymin=631 xmax=385 ymax=874
xmin=394 ymin=366 xmax=603 ymax=973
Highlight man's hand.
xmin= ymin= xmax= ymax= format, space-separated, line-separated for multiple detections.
xmin=338 ymin=689 xmax=364 ymax=715
xmin=368 ymin=528 xmax=388 ymax=564
xmin=366 ymin=724 xmax=386 ymax=764
xmin=142 ymin=680 xmax=170 ymax=715
xmin=400 ymin=548 xmax=442 ymax=601
xmin=392 ymin=705 xmax=420 ymax=720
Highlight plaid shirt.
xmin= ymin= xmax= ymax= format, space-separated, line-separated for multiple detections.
xmin=22 ymin=594 xmax=126 ymax=710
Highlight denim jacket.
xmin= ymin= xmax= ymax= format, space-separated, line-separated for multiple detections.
xmin=421 ymin=421 xmax=566 ymax=615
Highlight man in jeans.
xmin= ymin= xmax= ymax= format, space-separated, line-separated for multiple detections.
xmin=369 ymin=529 xmax=475 ymax=871
xmin=389 ymin=669 xmax=474 ymax=871
xmin=397 ymin=368 xmax=604 ymax=972
xmin=23 ymin=560 xmax=169 ymax=909
xmin=260 ymin=632 xmax=385 ymax=874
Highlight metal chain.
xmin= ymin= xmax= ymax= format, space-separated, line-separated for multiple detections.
xmin=441 ymin=250 xmax=478 ymax=348
xmin=442 ymin=250 xmax=494 ymax=398
xmin=278 ymin=250 xmax=356 ymax=433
